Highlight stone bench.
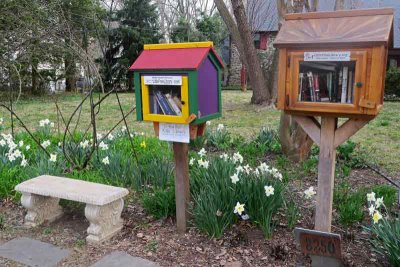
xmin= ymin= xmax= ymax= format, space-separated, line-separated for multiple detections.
xmin=15 ymin=175 xmax=129 ymax=244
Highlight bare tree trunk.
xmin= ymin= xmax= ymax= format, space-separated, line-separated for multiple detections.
xmin=277 ymin=0 xmax=315 ymax=162
xmin=214 ymin=0 xmax=249 ymax=74
xmin=231 ymin=0 xmax=270 ymax=104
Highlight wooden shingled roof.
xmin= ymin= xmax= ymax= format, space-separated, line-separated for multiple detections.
xmin=274 ymin=8 xmax=394 ymax=48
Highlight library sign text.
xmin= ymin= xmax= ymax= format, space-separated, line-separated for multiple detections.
xmin=304 ymin=51 xmax=350 ymax=62
xmin=144 ymin=76 xmax=182 ymax=86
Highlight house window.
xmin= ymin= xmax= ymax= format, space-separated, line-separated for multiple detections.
xmin=254 ymin=33 xmax=260 ymax=49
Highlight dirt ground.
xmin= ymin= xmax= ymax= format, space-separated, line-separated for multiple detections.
xmin=0 ymin=168 xmax=396 ymax=267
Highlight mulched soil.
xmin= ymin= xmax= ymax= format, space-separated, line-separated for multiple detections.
xmin=0 ymin=168 xmax=398 ymax=267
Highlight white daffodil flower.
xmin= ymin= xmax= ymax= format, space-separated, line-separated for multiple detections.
xmin=367 ymin=192 xmax=376 ymax=202
xmin=264 ymin=185 xmax=274 ymax=197
xmin=49 ymin=154 xmax=57 ymax=162
xmin=230 ymin=173 xmax=239 ymax=184
xmin=102 ymin=156 xmax=110 ymax=165
xmin=233 ymin=202 xmax=245 ymax=215
xmin=304 ymin=186 xmax=316 ymax=199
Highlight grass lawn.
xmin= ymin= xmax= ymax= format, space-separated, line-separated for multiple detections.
xmin=1 ymin=91 xmax=399 ymax=173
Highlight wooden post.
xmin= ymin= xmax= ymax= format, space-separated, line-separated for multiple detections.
xmin=315 ymin=117 xmax=337 ymax=232
xmin=173 ymin=142 xmax=190 ymax=233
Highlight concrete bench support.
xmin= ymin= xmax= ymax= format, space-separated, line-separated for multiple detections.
xmin=85 ymin=199 xmax=124 ymax=243
xmin=21 ymin=193 xmax=64 ymax=227
xmin=16 ymin=175 xmax=129 ymax=244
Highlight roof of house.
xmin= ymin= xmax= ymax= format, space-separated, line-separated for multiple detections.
xmin=274 ymin=8 xmax=394 ymax=48
xmin=129 ymin=42 xmax=224 ymax=71
xmin=254 ymin=0 xmax=400 ymax=48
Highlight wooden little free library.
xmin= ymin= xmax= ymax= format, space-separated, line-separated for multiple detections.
xmin=274 ymin=8 xmax=394 ymax=118
xmin=129 ymin=42 xmax=224 ymax=138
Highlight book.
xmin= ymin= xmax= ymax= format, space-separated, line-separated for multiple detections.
xmin=313 ymin=74 xmax=320 ymax=101
xmin=327 ymin=72 xmax=333 ymax=101
xmin=307 ymin=72 xmax=315 ymax=102
xmin=165 ymin=93 xmax=182 ymax=116
xmin=347 ymin=71 xmax=353 ymax=104
xmin=341 ymin=66 xmax=348 ymax=103
xmin=299 ymin=73 xmax=304 ymax=101
xmin=173 ymin=96 xmax=182 ymax=109
xmin=155 ymin=91 xmax=176 ymax=115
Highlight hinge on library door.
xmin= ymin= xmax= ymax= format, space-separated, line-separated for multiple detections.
xmin=285 ymin=95 xmax=289 ymax=106
xmin=288 ymin=58 xmax=291 ymax=68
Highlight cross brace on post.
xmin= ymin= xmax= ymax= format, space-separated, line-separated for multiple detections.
xmin=292 ymin=116 xmax=370 ymax=232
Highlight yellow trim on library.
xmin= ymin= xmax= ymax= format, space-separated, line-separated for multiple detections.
xmin=141 ymin=76 xmax=189 ymax=124
xmin=144 ymin=42 xmax=213 ymax=50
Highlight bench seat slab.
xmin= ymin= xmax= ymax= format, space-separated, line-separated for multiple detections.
xmin=85 ymin=199 xmax=124 ymax=244
xmin=21 ymin=193 xmax=63 ymax=227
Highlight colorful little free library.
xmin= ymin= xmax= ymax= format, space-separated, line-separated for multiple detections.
xmin=274 ymin=8 xmax=394 ymax=118
xmin=130 ymin=42 xmax=224 ymax=128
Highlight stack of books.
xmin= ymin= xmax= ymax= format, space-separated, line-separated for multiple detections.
xmin=298 ymin=63 xmax=355 ymax=104
xmin=150 ymin=90 xmax=182 ymax=116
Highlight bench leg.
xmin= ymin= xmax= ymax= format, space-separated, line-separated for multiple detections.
xmin=21 ymin=193 xmax=63 ymax=227
xmin=84 ymin=199 xmax=124 ymax=244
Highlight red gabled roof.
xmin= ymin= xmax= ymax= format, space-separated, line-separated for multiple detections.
xmin=129 ymin=45 xmax=223 ymax=71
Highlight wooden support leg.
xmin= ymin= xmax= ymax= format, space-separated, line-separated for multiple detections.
xmin=315 ymin=117 xmax=337 ymax=232
xmin=173 ymin=142 xmax=190 ymax=233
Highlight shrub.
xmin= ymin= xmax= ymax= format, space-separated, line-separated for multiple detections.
xmin=334 ymin=183 xmax=365 ymax=226
xmin=385 ymin=66 xmax=400 ymax=97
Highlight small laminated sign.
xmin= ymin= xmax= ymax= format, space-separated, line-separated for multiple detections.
xmin=144 ymin=76 xmax=182 ymax=86
xmin=159 ymin=123 xmax=190 ymax=143
xmin=304 ymin=51 xmax=350 ymax=62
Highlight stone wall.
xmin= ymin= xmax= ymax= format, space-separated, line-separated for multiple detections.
xmin=228 ymin=32 xmax=277 ymax=86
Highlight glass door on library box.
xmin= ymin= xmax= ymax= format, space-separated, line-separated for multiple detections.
xmin=287 ymin=50 xmax=367 ymax=115
xmin=141 ymin=75 xmax=189 ymax=124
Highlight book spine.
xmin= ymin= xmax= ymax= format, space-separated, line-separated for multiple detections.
xmin=155 ymin=91 xmax=175 ymax=115
xmin=172 ymin=96 xmax=182 ymax=109
xmin=341 ymin=66 xmax=348 ymax=103
xmin=313 ymin=74 xmax=320 ymax=101
xmin=166 ymin=94 xmax=182 ymax=116
xmin=347 ymin=71 xmax=353 ymax=104
xmin=307 ymin=72 xmax=314 ymax=102
xmin=299 ymin=73 xmax=303 ymax=101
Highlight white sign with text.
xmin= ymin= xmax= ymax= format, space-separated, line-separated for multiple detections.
xmin=159 ymin=123 xmax=190 ymax=143
xmin=144 ymin=76 xmax=182 ymax=86
xmin=304 ymin=51 xmax=351 ymax=62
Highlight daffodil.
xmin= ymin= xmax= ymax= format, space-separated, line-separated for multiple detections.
xmin=21 ymin=158 xmax=28 ymax=167
xmin=230 ymin=173 xmax=239 ymax=184
xmin=232 ymin=152 xmax=243 ymax=164
xmin=189 ymin=158 xmax=195 ymax=166
xmin=264 ymin=185 xmax=274 ymax=197
xmin=367 ymin=192 xmax=376 ymax=202
xmin=140 ymin=141 xmax=146 ymax=148
xmin=41 ymin=140 xmax=51 ymax=149
xmin=198 ymin=148 xmax=207 ymax=157
xmin=368 ymin=205 xmax=375 ymax=216
xmin=233 ymin=202 xmax=245 ymax=215
xmin=375 ymin=197 xmax=384 ymax=208
xmin=217 ymin=124 xmax=224 ymax=131
xmin=304 ymin=186 xmax=316 ymax=199
xmin=99 ymin=141 xmax=108 ymax=151
xmin=372 ymin=211 xmax=382 ymax=224
xmin=198 ymin=158 xmax=209 ymax=169
xmin=102 ymin=156 xmax=110 ymax=165
xmin=49 ymin=154 xmax=57 ymax=162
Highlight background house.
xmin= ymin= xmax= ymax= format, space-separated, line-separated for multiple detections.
xmin=225 ymin=0 xmax=400 ymax=87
